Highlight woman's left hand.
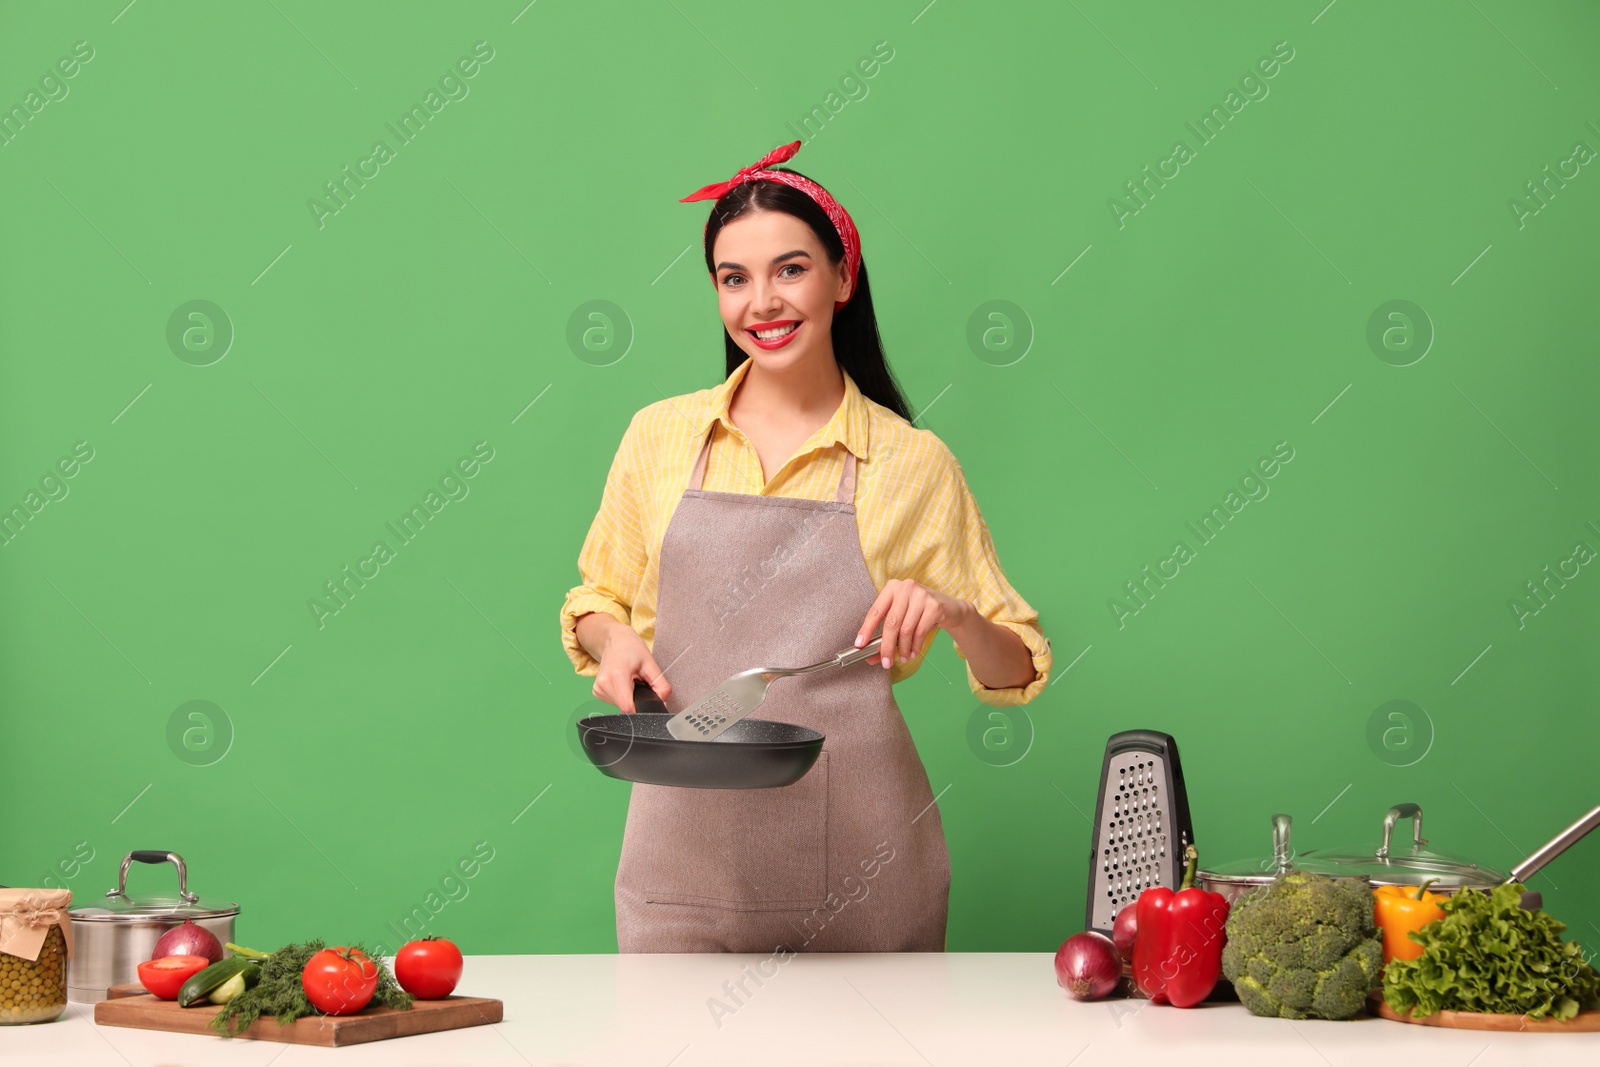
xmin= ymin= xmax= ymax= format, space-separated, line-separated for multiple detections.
xmin=854 ymin=579 xmax=973 ymax=668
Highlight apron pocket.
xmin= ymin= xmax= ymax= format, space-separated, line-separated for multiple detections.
xmin=643 ymin=751 xmax=829 ymax=912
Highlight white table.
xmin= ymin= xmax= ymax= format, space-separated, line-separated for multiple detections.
xmin=5 ymin=953 xmax=1595 ymax=1065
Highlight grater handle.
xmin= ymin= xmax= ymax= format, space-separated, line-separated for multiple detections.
xmin=1377 ymin=803 xmax=1427 ymax=859
xmin=1271 ymin=813 xmax=1293 ymax=873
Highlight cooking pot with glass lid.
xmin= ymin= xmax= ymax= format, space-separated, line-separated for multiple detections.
xmin=66 ymin=850 xmax=238 ymax=1003
xmin=1197 ymin=802 xmax=1600 ymax=907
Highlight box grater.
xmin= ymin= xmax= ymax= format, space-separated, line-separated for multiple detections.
xmin=1084 ymin=729 xmax=1196 ymax=936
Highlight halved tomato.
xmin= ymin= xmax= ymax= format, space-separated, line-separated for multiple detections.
xmin=138 ymin=955 xmax=212 ymax=1000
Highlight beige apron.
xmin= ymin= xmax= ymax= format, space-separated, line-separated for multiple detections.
xmin=614 ymin=426 xmax=951 ymax=952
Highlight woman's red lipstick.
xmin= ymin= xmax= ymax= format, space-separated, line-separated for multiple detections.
xmin=747 ymin=319 xmax=802 ymax=350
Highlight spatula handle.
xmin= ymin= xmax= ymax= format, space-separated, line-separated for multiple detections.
xmin=835 ymin=635 xmax=884 ymax=669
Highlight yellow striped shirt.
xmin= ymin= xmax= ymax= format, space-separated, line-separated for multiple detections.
xmin=559 ymin=357 xmax=1052 ymax=706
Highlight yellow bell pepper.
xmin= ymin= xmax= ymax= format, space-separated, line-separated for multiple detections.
xmin=1372 ymin=877 xmax=1447 ymax=963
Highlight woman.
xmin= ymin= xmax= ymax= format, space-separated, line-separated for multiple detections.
xmin=561 ymin=141 xmax=1052 ymax=954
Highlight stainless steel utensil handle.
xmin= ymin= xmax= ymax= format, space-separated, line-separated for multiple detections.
xmin=759 ymin=636 xmax=884 ymax=680
xmin=107 ymin=850 xmax=199 ymax=904
xmin=1508 ymin=804 xmax=1600 ymax=884
xmin=1377 ymin=803 xmax=1427 ymax=859
xmin=835 ymin=635 xmax=884 ymax=669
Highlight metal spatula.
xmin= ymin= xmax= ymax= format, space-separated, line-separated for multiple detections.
xmin=666 ymin=635 xmax=884 ymax=741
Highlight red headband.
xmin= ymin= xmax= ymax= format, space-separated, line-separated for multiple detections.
xmin=679 ymin=140 xmax=861 ymax=311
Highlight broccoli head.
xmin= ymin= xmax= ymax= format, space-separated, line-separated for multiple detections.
xmin=1221 ymin=869 xmax=1384 ymax=1020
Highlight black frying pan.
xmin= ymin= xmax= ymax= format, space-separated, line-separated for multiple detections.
xmin=575 ymin=680 xmax=824 ymax=789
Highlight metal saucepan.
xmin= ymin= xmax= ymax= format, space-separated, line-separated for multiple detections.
xmin=1197 ymin=802 xmax=1600 ymax=908
xmin=66 ymin=851 xmax=238 ymax=1003
xmin=575 ymin=680 xmax=824 ymax=789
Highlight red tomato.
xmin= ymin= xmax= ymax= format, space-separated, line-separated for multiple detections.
xmin=137 ymin=955 xmax=211 ymax=1000
xmin=394 ymin=937 xmax=463 ymax=999
xmin=301 ymin=947 xmax=379 ymax=1015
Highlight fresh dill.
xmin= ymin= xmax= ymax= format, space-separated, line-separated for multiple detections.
xmin=208 ymin=940 xmax=413 ymax=1037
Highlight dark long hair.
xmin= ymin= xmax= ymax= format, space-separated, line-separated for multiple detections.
xmin=699 ymin=168 xmax=914 ymax=423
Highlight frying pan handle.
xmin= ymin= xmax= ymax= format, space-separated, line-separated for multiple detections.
xmin=1507 ymin=804 xmax=1600 ymax=885
xmin=630 ymin=679 xmax=670 ymax=713
xmin=1377 ymin=803 xmax=1427 ymax=859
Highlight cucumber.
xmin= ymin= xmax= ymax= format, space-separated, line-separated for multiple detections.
xmin=206 ymin=965 xmax=260 ymax=1005
xmin=178 ymin=956 xmax=258 ymax=1008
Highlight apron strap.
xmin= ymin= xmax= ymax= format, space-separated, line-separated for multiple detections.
xmin=687 ymin=426 xmax=713 ymax=491
xmin=688 ymin=423 xmax=858 ymax=505
xmin=835 ymin=449 xmax=857 ymax=504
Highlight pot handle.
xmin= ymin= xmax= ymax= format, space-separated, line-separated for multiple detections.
xmin=1377 ymin=803 xmax=1428 ymax=859
xmin=1507 ymin=805 xmax=1600 ymax=885
xmin=106 ymin=850 xmax=199 ymax=905
xmin=1271 ymin=812 xmax=1293 ymax=873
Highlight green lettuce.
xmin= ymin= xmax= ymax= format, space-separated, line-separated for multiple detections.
xmin=1382 ymin=882 xmax=1600 ymax=1021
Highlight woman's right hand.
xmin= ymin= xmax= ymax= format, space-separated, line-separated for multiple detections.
xmin=592 ymin=624 xmax=672 ymax=714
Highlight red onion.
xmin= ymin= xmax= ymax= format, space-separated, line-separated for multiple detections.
xmin=151 ymin=919 xmax=223 ymax=964
xmin=1054 ymin=931 xmax=1121 ymax=1000
xmin=1113 ymin=901 xmax=1138 ymax=961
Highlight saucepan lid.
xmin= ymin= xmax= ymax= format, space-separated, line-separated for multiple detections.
xmin=1296 ymin=804 xmax=1505 ymax=889
xmin=1202 ymin=812 xmax=1351 ymax=886
xmin=67 ymin=851 xmax=239 ymax=922
xmin=1200 ymin=805 xmax=1502 ymax=890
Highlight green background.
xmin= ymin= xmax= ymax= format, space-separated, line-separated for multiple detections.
xmin=2 ymin=0 xmax=1596 ymax=960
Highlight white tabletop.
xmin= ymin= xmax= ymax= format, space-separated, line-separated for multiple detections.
xmin=5 ymin=952 xmax=1595 ymax=1065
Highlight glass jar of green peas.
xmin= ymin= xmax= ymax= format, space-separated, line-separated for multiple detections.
xmin=0 ymin=888 xmax=71 ymax=1024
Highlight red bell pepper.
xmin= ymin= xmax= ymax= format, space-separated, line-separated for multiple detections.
xmin=1132 ymin=844 xmax=1230 ymax=1007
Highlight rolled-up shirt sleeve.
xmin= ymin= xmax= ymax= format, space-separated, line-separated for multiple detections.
xmin=913 ymin=441 xmax=1052 ymax=707
xmin=560 ymin=415 xmax=647 ymax=678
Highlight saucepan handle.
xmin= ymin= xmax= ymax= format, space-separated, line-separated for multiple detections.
xmin=1508 ymin=805 xmax=1600 ymax=885
xmin=1378 ymin=803 xmax=1426 ymax=859
xmin=107 ymin=850 xmax=200 ymax=904
xmin=1271 ymin=812 xmax=1293 ymax=873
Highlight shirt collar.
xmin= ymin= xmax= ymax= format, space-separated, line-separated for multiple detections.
xmin=697 ymin=357 xmax=872 ymax=461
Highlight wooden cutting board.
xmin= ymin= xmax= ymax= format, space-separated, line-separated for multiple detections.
xmin=1367 ymin=991 xmax=1600 ymax=1033
xmin=96 ymin=982 xmax=503 ymax=1047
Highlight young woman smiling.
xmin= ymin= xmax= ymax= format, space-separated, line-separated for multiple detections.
xmin=561 ymin=141 xmax=1052 ymax=953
